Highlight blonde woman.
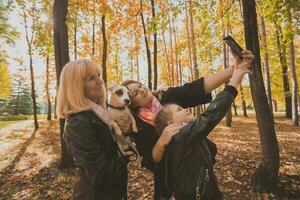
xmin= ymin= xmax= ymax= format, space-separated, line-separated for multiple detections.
xmin=57 ymin=59 xmax=128 ymax=200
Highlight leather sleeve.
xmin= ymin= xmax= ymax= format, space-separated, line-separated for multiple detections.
xmin=64 ymin=115 xmax=127 ymax=188
xmin=161 ymin=77 xmax=212 ymax=108
xmin=172 ymin=87 xmax=237 ymax=147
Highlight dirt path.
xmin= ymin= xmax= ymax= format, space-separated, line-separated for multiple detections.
xmin=0 ymin=116 xmax=299 ymax=200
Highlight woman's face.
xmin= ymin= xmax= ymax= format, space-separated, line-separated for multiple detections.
xmin=84 ymin=72 xmax=106 ymax=105
xmin=127 ymin=82 xmax=153 ymax=108
xmin=168 ymin=104 xmax=195 ymax=124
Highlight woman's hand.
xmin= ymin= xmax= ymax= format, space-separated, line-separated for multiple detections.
xmin=158 ymin=123 xmax=184 ymax=147
xmin=229 ymin=60 xmax=253 ymax=88
xmin=232 ymin=49 xmax=255 ymax=69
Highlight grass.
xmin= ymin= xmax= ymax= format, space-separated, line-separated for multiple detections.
xmin=0 ymin=120 xmax=26 ymax=129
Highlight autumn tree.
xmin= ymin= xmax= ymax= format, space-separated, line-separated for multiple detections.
xmin=242 ymin=0 xmax=280 ymax=191
xmin=17 ymin=0 xmax=39 ymax=130
xmin=53 ymin=0 xmax=74 ymax=169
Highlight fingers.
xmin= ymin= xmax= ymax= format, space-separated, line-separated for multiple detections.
xmin=242 ymin=50 xmax=255 ymax=62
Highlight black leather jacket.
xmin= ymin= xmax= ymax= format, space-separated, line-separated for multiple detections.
xmin=64 ymin=111 xmax=128 ymax=200
xmin=165 ymin=86 xmax=237 ymax=199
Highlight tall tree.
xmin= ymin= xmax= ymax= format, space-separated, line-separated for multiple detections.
xmin=285 ymin=1 xmax=299 ymax=126
xmin=274 ymin=21 xmax=292 ymax=118
xmin=240 ymin=84 xmax=248 ymax=117
xmin=5 ymin=63 xmax=32 ymax=115
xmin=242 ymin=0 xmax=279 ymax=191
xmin=101 ymin=15 xmax=108 ymax=84
xmin=188 ymin=0 xmax=199 ymax=80
xmin=140 ymin=0 xmax=152 ymax=89
xmin=260 ymin=16 xmax=273 ymax=116
xmin=18 ymin=0 xmax=39 ymax=130
xmin=53 ymin=0 xmax=74 ymax=169
xmin=150 ymin=0 xmax=158 ymax=89
xmin=223 ymin=31 xmax=232 ymax=127
xmin=0 ymin=52 xmax=11 ymax=99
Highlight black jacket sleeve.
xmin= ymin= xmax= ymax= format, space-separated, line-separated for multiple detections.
xmin=64 ymin=114 xmax=127 ymax=188
xmin=172 ymin=85 xmax=237 ymax=146
xmin=161 ymin=77 xmax=212 ymax=108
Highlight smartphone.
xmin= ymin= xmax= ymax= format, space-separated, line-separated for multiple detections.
xmin=223 ymin=35 xmax=243 ymax=60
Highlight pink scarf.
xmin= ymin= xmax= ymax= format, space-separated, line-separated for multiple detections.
xmin=138 ymin=96 xmax=162 ymax=126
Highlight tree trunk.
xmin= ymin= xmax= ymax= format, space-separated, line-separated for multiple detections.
xmin=22 ymin=8 xmax=39 ymax=131
xmin=189 ymin=0 xmax=199 ymax=80
xmin=46 ymin=55 xmax=51 ymax=121
xmin=184 ymin=1 xmax=193 ymax=81
xmin=168 ymin=11 xmax=175 ymax=86
xmin=92 ymin=0 xmax=96 ymax=58
xmin=134 ymin=30 xmax=140 ymax=81
xmin=260 ymin=16 xmax=273 ymax=116
xmin=151 ymin=0 xmax=157 ymax=90
xmin=162 ymin=31 xmax=171 ymax=86
xmin=286 ymin=6 xmax=299 ymax=126
xmin=233 ymin=101 xmax=238 ymax=116
xmin=140 ymin=0 xmax=152 ymax=89
xmin=54 ymin=95 xmax=57 ymax=119
xmin=240 ymin=84 xmax=248 ymax=117
xmin=223 ymin=31 xmax=232 ymax=127
xmin=242 ymin=0 xmax=279 ymax=191
xmin=274 ymin=21 xmax=292 ymax=118
xmin=101 ymin=15 xmax=107 ymax=84
xmin=53 ymin=0 xmax=74 ymax=169
xmin=172 ymin=17 xmax=179 ymax=86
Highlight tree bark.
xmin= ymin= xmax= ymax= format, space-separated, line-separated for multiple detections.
xmin=233 ymin=101 xmax=238 ymax=116
xmin=188 ymin=0 xmax=199 ymax=80
xmin=274 ymin=21 xmax=292 ymax=118
xmin=240 ymin=84 xmax=248 ymax=117
xmin=92 ymin=0 xmax=96 ymax=58
xmin=260 ymin=16 xmax=273 ymax=116
xmin=286 ymin=6 xmax=299 ymax=126
xmin=101 ymin=15 xmax=107 ymax=84
xmin=242 ymin=0 xmax=279 ymax=191
xmin=140 ymin=0 xmax=152 ymax=89
xmin=184 ymin=1 xmax=193 ymax=81
xmin=53 ymin=0 xmax=74 ymax=169
xmin=151 ymin=0 xmax=157 ymax=90
xmin=22 ymin=9 xmax=38 ymax=131
xmin=46 ymin=55 xmax=51 ymax=121
xmin=172 ymin=17 xmax=179 ymax=86
xmin=162 ymin=31 xmax=171 ymax=86
xmin=168 ymin=11 xmax=175 ymax=86
xmin=223 ymin=31 xmax=232 ymax=127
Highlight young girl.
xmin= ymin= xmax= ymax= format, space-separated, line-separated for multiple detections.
xmin=154 ymin=62 xmax=251 ymax=200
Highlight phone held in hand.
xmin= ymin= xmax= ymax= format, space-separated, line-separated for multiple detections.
xmin=223 ymin=35 xmax=243 ymax=60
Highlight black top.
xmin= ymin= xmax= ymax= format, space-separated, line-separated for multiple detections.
xmin=132 ymin=77 xmax=212 ymax=199
xmin=64 ymin=111 xmax=128 ymax=200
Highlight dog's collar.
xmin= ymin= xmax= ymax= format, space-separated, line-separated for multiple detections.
xmin=107 ymin=103 xmax=126 ymax=110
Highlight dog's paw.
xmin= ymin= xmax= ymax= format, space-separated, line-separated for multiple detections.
xmin=132 ymin=126 xmax=138 ymax=133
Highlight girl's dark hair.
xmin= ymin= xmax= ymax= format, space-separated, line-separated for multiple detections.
xmin=154 ymin=105 xmax=173 ymax=135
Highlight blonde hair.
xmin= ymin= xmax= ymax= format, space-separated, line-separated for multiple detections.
xmin=56 ymin=59 xmax=103 ymax=118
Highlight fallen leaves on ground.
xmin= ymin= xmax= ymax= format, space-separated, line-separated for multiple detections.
xmin=0 ymin=115 xmax=299 ymax=200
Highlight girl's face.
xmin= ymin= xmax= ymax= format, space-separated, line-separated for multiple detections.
xmin=84 ymin=72 xmax=106 ymax=105
xmin=127 ymin=82 xmax=153 ymax=108
xmin=168 ymin=104 xmax=195 ymax=124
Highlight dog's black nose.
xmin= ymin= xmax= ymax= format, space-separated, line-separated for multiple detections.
xmin=125 ymin=99 xmax=131 ymax=105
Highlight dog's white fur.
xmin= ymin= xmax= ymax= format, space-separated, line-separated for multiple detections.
xmin=107 ymin=85 xmax=138 ymax=157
